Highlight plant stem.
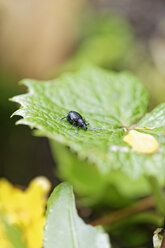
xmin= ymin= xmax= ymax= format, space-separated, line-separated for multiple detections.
xmin=90 ymin=195 xmax=154 ymax=226
xmin=147 ymin=176 xmax=165 ymax=216
xmin=90 ymin=184 xmax=165 ymax=227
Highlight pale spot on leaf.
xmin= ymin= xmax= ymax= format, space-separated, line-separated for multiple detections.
xmin=123 ymin=130 xmax=159 ymax=154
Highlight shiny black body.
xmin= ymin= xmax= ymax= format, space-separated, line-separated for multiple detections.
xmin=61 ymin=111 xmax=89 ymax=133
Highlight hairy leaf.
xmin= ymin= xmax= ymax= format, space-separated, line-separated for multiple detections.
xmin=11 ymin=67 xmax=165 ymax=181
xmin=137 ymin=103 xmax=165 ymax=135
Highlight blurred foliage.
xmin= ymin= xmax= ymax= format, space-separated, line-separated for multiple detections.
xmin=51 ymin=141 xmax=134 ymax=208
xmin=57 ymin=14 xmax=165 ymax=107
xmin=1 ymin=221 xmax=27 ymax=248
xmin=58 ymin=14 xmax=133 ymax=72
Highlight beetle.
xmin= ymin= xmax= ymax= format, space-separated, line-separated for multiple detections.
xmin=60 ymin=111 xmax=89 ymax=134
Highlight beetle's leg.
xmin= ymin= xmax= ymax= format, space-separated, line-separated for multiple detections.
xmin=76 ymin=126 xmax=80 ymax=135
xmin=68 ymin=121 xmax=76 ymax=131
xmin=68 ymin=124 xmax=75 ymax=131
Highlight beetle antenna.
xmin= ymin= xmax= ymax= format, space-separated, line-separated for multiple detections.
xmin=88 ymin=127 xmax=104 ymax=131
xmin=87 ymin=123 xmax=103 ymax=130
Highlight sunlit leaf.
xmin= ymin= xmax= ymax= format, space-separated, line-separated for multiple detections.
xmin=137 ymin=103 xmax=165 ymax=135
xmin=11 ymin=67 xmax=165 ymax=183
xmin=43 ymin=182 xmax=111 ymax=248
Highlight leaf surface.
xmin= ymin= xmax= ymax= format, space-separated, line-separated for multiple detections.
xmin=137 ymin=103 xmax=165 ymax=135
xmin=11 ymin=67 xmax=165 ymax=181
xmin=43 ymin=182 xmax=110 ymax=248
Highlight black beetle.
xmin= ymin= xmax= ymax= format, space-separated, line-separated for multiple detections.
xmin=60 ymin=111 xmax=89 ymax=134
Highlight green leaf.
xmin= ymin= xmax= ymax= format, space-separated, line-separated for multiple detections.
xmin=11 ymin=67 xmax=150 ymax=173
xmin=2 ymin=220 xmax=27 ymax=248
xmin=137 ymin=103 xmax=165 ymax=135
xmin=11 ymin=67 xmax=165 ymax=183
xmin=50 ymin=140 xmax=155 ymax=207
xmin=50 ymin=141 xmax=136 ymax=207
xmin=43 ymin=182 xmax=111 ymax=248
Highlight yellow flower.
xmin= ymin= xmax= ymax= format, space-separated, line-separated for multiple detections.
xmin=0 ymin=177 xmax=51 ymax=248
